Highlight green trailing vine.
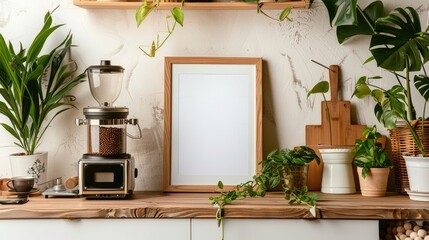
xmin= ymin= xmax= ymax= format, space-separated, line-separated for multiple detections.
xmin=135 ymin=0 xmax=293 ymax=57
xmin=136 ymin=0 xmax=185 ymax=57
xmin=209 ymin=146 xmax=320 ymax=239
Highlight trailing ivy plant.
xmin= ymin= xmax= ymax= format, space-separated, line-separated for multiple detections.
xmin=322 ymin=0 xmax=429 ymax=156
xmin=136 ymin=0 xmax=185 ymax=57
xmin=135 ymin=0 xmax=293 ymax=57
xmin=353 ymin=125 xmax=392 ymax=179
xmin=209 ymin=146 xmax=320 ymax=239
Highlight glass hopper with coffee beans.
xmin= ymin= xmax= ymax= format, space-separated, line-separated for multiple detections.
xmin=75 ymin=60 xmax=141 ymax=199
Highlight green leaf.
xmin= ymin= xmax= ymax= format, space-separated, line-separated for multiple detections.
xmin=171 ymin=7 xmax=184 ymax=27
xmin=352 ymin=83 xmax=371 ymax=99
xmin=136 ymin=1 xmax=155 ymax=27
xmin=372 ymin=86 xmax=406 ymax=129
xmin=279 ymin=7 xmax=292 ymax=22
xmin=321 ymin=0 xmax=358 ymax=27
xmin=150 ymin=41 xmax=156 ymax=57
xmin=414 ymin=75 xmax=429 ymax=101
xmin=363 ymin=56 xmax=374 ymax=65
xmin=307 ymin=81 xmax=329 ymax=98
xmin=27 ymin=24 xmax=63 ymax=64
xmin=370 ymin=7 xmax=429 ymax=72
xmin=217 ymin=181 xmax=224 ymax=189
xmin=336 ymin=1 xmax=384 ymax=43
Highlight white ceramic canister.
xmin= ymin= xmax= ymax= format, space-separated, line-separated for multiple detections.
xmin=320 ymin=148 xmax=356 ymax=194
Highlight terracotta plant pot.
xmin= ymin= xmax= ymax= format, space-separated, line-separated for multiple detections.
xmin=357 ymin=167 xmax=390 ymax=197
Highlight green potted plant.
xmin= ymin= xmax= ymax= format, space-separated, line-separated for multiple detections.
xmin=135 ymin=0 xmax=292 ymax=57
xmin=321 ymin=0 xmax=429 ymax=197
xmin=210 ymin=146 xmax=320 ymax=239
xmin=353 ymin=125 xmax=392 ymax=197
xmin=0 ymin=10 xmax=85 ymax=187
xmin=307 ymin=73 xmax=357 ymax=194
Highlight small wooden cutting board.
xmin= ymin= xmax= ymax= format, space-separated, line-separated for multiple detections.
xmin=305 ymin=65 xmax=365 ymax=191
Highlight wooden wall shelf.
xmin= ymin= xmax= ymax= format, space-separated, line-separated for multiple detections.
xmin=73 ymin=0 xmax=310 ymax=10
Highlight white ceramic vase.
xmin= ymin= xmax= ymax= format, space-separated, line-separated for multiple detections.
xmin=403 ymin=155 xmax=429 ymax=201
xmin=9 ymin=152 xmax=48 ymax=189
xmin=320 ymin=148 xmax=356 ymax=194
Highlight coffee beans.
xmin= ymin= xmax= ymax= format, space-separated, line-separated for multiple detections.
xmin=97 ymin=127 xmax=125 ymax=155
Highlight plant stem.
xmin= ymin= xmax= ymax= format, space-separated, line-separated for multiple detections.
xmin=405 ymin=59 xmax=416 ymax=121
xmin=257 ymin=3 xmax=280 ymax=22
xmin=322 ymin=93 xmax=332 ymax=145
xmin=404 ymin=119 xmax=427 ymax=157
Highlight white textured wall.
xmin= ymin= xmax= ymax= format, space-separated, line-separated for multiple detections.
xmin=0 ymin=0 xmax=428 ymax=190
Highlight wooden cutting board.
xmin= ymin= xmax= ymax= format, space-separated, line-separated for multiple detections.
xmin=305 ymin=65 xmax=365 ymax=191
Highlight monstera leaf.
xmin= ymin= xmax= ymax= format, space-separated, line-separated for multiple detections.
xmin=321 ymin=0 xmax=385 ymax=43
xmin=415 ymin=75 xmax=429 ymax=102
xmin=372 ymin=86 xmax=407 ymax=129
xmin=370 ymin=7 xmax=429 ymax=72
xmin=322 ymin=0 xmax=358 ymax=27
xmin=336 ymin=1 xmax=385 ymax=43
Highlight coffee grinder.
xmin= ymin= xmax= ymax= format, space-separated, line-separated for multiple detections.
xmin=76 ymin=60 xmax=140 ymax=199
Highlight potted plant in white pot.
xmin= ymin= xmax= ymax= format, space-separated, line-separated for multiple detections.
xmin=0 ymin=10 xmax=85 ymax=188
xmin=307 ymin=77 xmax=357 ymax=194
xmin=321 ymin=0 xmax=429 ymax=197
xmin=353 ymin=125 xmax=392 ymax=197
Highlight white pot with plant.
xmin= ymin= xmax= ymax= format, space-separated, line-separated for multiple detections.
xmin=307 ymin=79 xmax=356 ymax=194
xmin=320 ymin=0 xmax=429 ymax=197
xmin=353 ymin=125 xmax=392 ymax=197
xmin=0 ymin=9 xmax=85 ymax=189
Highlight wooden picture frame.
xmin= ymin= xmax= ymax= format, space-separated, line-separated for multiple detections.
xmin=164 ymin=57 xmax=262 ymax=192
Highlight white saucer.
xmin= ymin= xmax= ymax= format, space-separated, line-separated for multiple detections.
xmin=405 ymin=188 xmax=429 ymax=201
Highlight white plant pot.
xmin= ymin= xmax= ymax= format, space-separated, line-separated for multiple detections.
xmin=9 ymin=152 xmax=48 ymax=189
xmin=320 ymin=148 xmax=356 ymax=194
xmin=403 ymin=155 xmax=429 ymax=201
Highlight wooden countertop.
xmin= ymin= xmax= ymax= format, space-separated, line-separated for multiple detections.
xmin=0 ymin=192 xmax=428 ymax=220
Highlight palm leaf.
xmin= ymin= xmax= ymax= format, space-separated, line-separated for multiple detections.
xmin=0 ymin=10 xmax=84 ymax=154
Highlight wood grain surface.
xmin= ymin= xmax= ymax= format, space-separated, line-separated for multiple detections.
xmin=0 ymin=192 xmax=428 ymax=220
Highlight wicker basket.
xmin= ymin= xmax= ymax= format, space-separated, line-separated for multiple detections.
xmin=389 ymin=120 xmax=429 ymax=194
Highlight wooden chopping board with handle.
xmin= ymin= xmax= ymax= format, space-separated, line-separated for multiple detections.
xmin=305 ymin=65 xmax=366 ymax=191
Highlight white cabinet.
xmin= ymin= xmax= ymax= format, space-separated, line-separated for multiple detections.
xmin=0 ymin=219 xmax=190 ymax=240
xmin=191 ymin=219 xmax=379 ymax=240
xmin=0 ymin=218 xmax=378 ymax=240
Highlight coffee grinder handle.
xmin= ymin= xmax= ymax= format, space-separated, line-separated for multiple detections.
xmin=126 ymin=119 xmax=142 ymax=139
